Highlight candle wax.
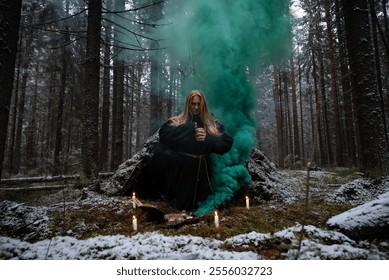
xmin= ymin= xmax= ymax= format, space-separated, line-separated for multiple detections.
xmin=132 ymin=193 xmax=136 ymax=208
xmin=214 ymin=211 xmax=219 ymax=228
xmin=132 ymin=216 xmax=137 ymax=231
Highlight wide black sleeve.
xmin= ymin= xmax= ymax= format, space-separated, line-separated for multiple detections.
xmin=204 ymin=122 xmax=234 ymax=155
xmin=159 ymin=120 xmax=195 ymax=148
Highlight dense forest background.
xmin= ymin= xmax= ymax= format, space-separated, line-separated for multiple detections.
xmin=0 ymin=0 xmax=388 ymax=182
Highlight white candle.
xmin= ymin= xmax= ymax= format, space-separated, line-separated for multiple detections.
xmin=245 ymin=196 xmax=250 ymax=209
xmin=132 ymin=215 xmax=137 ymax=231
xmin=132 ymin=192 xmax=136 ymax=208
xmin=214 ymin=211 xmax=219 ymax=228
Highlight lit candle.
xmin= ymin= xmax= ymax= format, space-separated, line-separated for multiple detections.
xmin=214 ymin=211 xmax=219 ymax=228
xmin=132 ymin=192 xmax=136 ymax=208
xmin=132 ymin=215 xmax=138 ymax=231
xmin=245 ymin=196 xmax=250 ymax=209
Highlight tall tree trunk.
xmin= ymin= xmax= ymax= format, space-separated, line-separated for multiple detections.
xmin=66 ymin=88 xmax=74 ymax=155
xmin=113 ymin=64 xmax=124 ymax=168
xmin=383 ymin=0 xmax=389 ymax=51
xmin=318 ymin=41 xmax=330 ymax=166
xmin=273 ymin=67 xmax=284 ymax=168
xmin=99 ymin=0 xmax=112 ymax=171
xmin=368 ymin=0 xmax=389 ymax=149
xmin=290 ymin=55 xmax=300 ymax=161
xmin=124 ymin=68 xmax=130 ymax=159
xmin=81 ymin=0 xmax=102 ymax=181
xmin=135 ymin=65 xmax=142 ymax=151
xmin=149 ymin=0 xmax=163 ymax=135
xmin=307 ymin=23 xmax=320 ymax=165
xmin=111 ymin=0 xmax=125 ymax=170
xmin=382 ymin=0 xmax=389 ymax=114
xmin=297 ymin=48 xmax=305 ymax=164
xmin=282 ymin=71 xmax=292 ymax=162
xmin=150 ymin=46 xmax=161 ymax=135
xmin=47 ymin=69 xmax=57 ymax=158
xmin=325 ymin=0 xmax=344 ymax=166
xmin=0 ymin=0 xmax=22 ymax=179
xmin=13 ymin=70 xmax=28 ymax=175
xmin=307 ymin=86 xmax=314 ymax=162
xmin=54 ymin=2 xmax=70 ymax=175
xmin=7 ymin=35 xmax=23 ymax=175
xmin=312 ymin=47 xmax=321 ymax=165
xmin=12 ymin=14 xmax=37 ymax=175
xmin=167 ymin=58 xmax=175 ymax=118
xmin=7 ymin=82 xmax=18 ymax=175
xmin=129 ymin=66 xmax=135 ymax=157
xmin=53 ymin=57 xmax=66 ymax=175
xmin=342 ymin=0 xmax=389 ymax=176
xmin=335 ymin=0 xmax=357 ymax=167
xmin=25 ymin=71 xmax=39 ymax=170
xmin=110 ymin=73 xmax=117 ymax=170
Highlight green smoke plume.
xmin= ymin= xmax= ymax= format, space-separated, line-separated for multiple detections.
xmin=160 ymin=0 xmax=291 ymax=215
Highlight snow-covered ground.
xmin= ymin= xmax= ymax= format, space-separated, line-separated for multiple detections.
xmin=1 ymin=224 xmax=388 ymax=260
xmin=1 ymin=171 xmax=388 ymax=260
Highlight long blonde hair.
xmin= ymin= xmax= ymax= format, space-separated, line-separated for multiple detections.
xmin=170 ymin=90 xmax=222 ymax=137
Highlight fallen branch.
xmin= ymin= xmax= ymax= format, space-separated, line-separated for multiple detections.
xmin=0 ymin=173 xmax=114 ymax=187
xmin=0 ymin=184 xmax=70 ymax=191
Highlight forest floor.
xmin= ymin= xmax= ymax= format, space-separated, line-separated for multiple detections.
xmin=1 ymin=168 xmax=388 ymax=259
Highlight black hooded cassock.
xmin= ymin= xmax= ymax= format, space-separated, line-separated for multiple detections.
xmin=136 ymin=114 xmax=233 ymax=212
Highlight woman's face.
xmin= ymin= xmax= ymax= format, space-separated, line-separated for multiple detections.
xmin=190 ymin=95 xmax=201 ymax=115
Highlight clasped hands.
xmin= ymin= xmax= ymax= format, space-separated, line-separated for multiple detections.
xmin=194 ymin=122 xmax=206 ymax=141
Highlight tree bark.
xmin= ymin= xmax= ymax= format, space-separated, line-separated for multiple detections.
xmin=382 ymin=0 xmax=389 ymax=115
xmin=311 ymin=44 xmax=322 ymax=165
xmin=342 ymin=0 xmax=389 ymax=176
xmin=128 ymin=66 xmax=135 ymax=158
xmin=135 ymin=65 xmax=142 ymax=151
xmin=290 ymin=56 xmax=300 ymax=161
xmin=7 ymin=34 xmax=23 ymax=175
xmin=54 ymin=2 xmax=70 ymax=175
xmin=149 ymin=0 xmax=164 ymax=136
xmin=25 ymin=69 xmax=39 ymax=170
xmin=297 ymin=48 xmax=305 ymax=164
xmin=317 ymin=34 xmax=332 ymax=166
xmin=81 ymin=0 xmax=102 ymax=181
xmin=273 ymin=67 xmax=284 ymax=168
xmin=335 ymin=0 xmax=357 ymax=167
xmin=113 ymin=63 xmax=124 ymax=168
xmin=282 ymin=71 xmax=292 ymax=162
xmin=368 ymin=0 xmax=389 ymax=149
xmin=110 ymin=0 xmax=125 ymax=170
xmin=99 ymin=0 xmax=112 ymax=171
xmin=150 ymin=45 xmax=162 ymax=136
xmin=13 ymin=70 xmax=28 ymax=174
xmin=325 ymin=0 xmax=344 ymax=166
xmin=0 ymin=0 xmax=22 ymax=179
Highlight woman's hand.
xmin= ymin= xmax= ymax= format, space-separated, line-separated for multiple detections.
xmin=195 ymin=127 xmax=206 ymax=141
xmin=194 ymin=123 xmax=206 ymax=141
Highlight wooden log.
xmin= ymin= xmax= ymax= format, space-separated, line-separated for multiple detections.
xmin=0 ymin=172 xmax=114 ymax=187
xmin=0 ymin=184 xmax=69 ymax=191
xmin=0 ymin=175 xmax=80 ymax=185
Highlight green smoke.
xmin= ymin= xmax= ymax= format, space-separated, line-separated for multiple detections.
xmin=160 ymin=0 xmax=291 ymax=215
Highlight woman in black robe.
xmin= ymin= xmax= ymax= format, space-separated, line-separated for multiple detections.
xmin=136 ymin=90 xmax=233 ymax=212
